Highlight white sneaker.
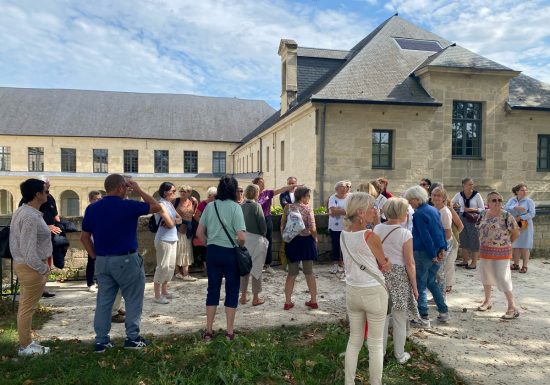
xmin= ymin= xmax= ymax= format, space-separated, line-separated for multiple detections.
xmin=263 ymin=266 xmax=274 ymax=274
xmin=153 ymin=296 xmax=170 ymax=304
xmin=182 ymin=275 xmax=197 ymax=282
xmin=163 ymin=292 xmax=179 ymax=299
xmin=410 ymin=317 xmax=431 ymax=328
xmin=87 ymin=285 xmax=97 ymax=293
xmin=397 ymin=352 xmax=411 ymax=364
xmin=329 ymin=264 xmax=339 ymax=274
xmin=175 ymin=273 xmax=185 ymax=280
xmin=18 ymin=341 xmax=50 ymax=356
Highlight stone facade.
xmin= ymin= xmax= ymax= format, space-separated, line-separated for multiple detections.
xmin=0 ymin=135 xmax=237 ymax=215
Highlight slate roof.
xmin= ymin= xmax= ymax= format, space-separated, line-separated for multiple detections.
xmin=297 ymin=47 xmax=349 ymax=60
xmin=0 ymin=87 xmax=275 ymax=142
xmin=416 ymin=44 xmax=514 ymax=72
xmin=508 ymin=74 xmax=550 ymax=110
xmin=311 ymin=16 xmax=451 ymax=105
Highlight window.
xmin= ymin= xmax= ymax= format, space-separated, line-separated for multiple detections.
xmin=93 ymin=149 xmax=108 ymax=173
xmin=212 ymin=151 xmax=226 ymax=174
xmin=184 ymin=151 xmax=198 ymax=173
xmin=154 ymin=150 xmax=169 ymax=173
xmin=257 ymin=150 xmax=260 ymax=171
xmin=537 ymin=135 xmax=550 ymax=171
xmin=61 ymin=148 xmax=76 ymax=172
xmin=28 ymin=147 xmax=44 ymax=172
xmin=266 ymin=147 xmax=270 ymax=171
xmin=372 ymin=130 xmax=393 ymax=169
xmin=251 ymin=153 xmax=254 ymax=172
xmin=0 ymin=146 xmax=10 ymax=171
xmin=452 ymin=101 xmax=482 ymax=158
xmin=280 ymin=141 xmax=285 ymax=171
xmin=124 ymin=150 xmax=139 ymax=173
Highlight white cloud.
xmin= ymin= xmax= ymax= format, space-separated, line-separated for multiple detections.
xmin=0 ymin=0 xmax=548 ymax=109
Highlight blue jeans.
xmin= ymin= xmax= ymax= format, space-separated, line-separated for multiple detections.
xmin=414 ymin=250 xmax=448 ymax=317
xmin=206 ymin=244 xmax=240 ymax=308
xmin=94 ymin=253 xmax=145 ymax=344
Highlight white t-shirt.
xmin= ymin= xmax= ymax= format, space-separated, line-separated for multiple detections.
xmin=451 ymin=192 xmax=484 ymax=213
xmin=328 ymin=194 xmax=348 ymax=231
xmin=400 ymin=205 xmax=414 ymax=232
xmin=373 ymin=224 xmax=413 ymax=266
xmin=438 ymin=206 xmax=452 ymax=241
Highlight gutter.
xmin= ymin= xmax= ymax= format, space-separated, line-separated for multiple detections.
xmin=311 ymin=97 xmax=442 ymax=107
xmin=509 ymin=105 xmax=550 ymax=112
xmin=319 ymin=104 xmax=327 ymax=207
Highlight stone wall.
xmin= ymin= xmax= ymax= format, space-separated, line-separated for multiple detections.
xmin=3 ymin=212 xmax=550 ymax=281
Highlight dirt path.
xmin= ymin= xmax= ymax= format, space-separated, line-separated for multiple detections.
xmin=36 ymin=260 xmax=549 ymax=385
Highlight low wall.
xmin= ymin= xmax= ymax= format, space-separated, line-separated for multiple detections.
xmin=3 ymin=212 xmax=550 ymax=279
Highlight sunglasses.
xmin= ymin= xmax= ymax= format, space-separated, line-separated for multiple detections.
xmin=419 ymin=183 xmax=428 ymax=187
xmin=237 ymin=189 xmax=243 ymax=193
xmin=490 ymin=198 xmax=503 ymax=203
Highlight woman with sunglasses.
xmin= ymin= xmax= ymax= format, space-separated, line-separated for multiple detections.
xmin=476 ymin=192 xmax=520 ymax=319
xmin=174 ymin=185 xmax=198 ymax=281
xmin=504 ymin=184 xmax=535 ymax=273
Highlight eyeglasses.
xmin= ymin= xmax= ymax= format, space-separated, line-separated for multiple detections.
xmin=169 ymin=189 xmax=176 ymax=193
xmin=490 ymin=199 xmax=503 ymax=203
xmin=237 ymin=190 xmax=243 ymax=193
xmin=519 ymin=189 xmax=528 ymax=192
xmin=419 ymin=183 xmax=428 ymax=187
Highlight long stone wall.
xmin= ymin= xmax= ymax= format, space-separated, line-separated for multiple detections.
xmin=3 ymin=212 xmax=550 ymax=280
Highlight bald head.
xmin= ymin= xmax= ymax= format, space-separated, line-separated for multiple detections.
xmin=104 ymin=174 xmax=126 ymax=193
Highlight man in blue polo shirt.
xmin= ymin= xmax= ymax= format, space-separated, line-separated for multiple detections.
xmin=81 ymin=174 xmax=162 ymax=352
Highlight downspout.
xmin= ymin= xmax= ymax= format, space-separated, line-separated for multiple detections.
xmin=319 ymin=103 xmax=326 ymax=207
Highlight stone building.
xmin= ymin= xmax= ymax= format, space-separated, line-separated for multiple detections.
xmin=0 ymin=88 xmax=274 ymax=215
xmin=232 ymin=15 xmax=550 ymax=206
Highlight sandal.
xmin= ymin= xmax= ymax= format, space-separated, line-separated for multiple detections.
xmin=239 ymin=297 xmax=249 ymax=305
xmin=445 ymin=286 xmax=452 ymax=293
xmin=202 ymin=331 xmax=214 ymax=341
xmin=476 ymin=302 xmax=493 ymax=312
xmin=455 ymin=262 xmax=468 ymax=267
xmin=305 ymin=300 xmax=319 ymax=309
xmin=252 ymin=298 xmax=265 ymax=306
xmin=225 ymin=332 xmax=235 ymax=341
xmin=510 ymin=264 xmax=520 ymax=271
xmin=501 ymin=309 xmax=520 ymax=319
xmin=519 ymin=266 xmax=528 ymax=274
xmin=283 ymin=302 xmax=295 ymax=310
xmin=465 ymin=264 xmax=477 ymax=270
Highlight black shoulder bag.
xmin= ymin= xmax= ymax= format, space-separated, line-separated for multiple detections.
xmin=213 ymin=202 xmax=252 ymax=276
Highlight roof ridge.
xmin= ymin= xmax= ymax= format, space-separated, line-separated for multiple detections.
xmin=414 ymin=43 xmax=456 ymax=72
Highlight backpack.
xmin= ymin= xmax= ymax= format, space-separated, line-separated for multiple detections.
xmin=282 ymin=205 xmax=306 ymax=243
xmin=148 ymin=214 xmax=162 ymax=233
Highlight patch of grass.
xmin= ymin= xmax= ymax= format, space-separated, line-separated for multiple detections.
xmin=0 ymin=314 xmax=466 ymax=385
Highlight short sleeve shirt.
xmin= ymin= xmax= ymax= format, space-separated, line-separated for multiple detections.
xmin=82 ymin=196 xmax=150 ymax=256
xmin=257 ymin=190 xmax=274 ymax=217
xmin=199 ymin=200 xmax=246 ymax=248
xmin=328 ymin=194 xmax=347 ymax=231
xmin=155 ymin=199 xmax=178 ymax=242
xmin=373 ymin=224 xmax=412 ymax=266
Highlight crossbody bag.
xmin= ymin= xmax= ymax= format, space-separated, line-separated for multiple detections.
xmin=213 ymin=202 xmax=252 ymax=276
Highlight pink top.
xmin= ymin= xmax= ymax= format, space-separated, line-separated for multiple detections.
xmin=289 ymin=203 xmax=316 ymax=236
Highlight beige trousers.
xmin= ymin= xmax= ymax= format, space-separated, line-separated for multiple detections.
xmin=345 ymin=284 xmax=388 ymax=385
xmin=444 ymin=237 xmax=459 ymax=287
xmin=154 ymin=240 xmax=177 ymax=283
xmin=14 ymin=263 xmax=48 ymax=347
xmin=240 ymin=274 xmax=261 ymax=295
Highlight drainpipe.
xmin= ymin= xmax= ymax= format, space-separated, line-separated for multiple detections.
xmin=319 ymin=104 xmax=327 ymax=207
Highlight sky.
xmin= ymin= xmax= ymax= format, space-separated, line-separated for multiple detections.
xmin=1 ymin=0 xmax=549 ymax=109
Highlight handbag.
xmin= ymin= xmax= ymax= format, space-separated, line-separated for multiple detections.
xmin=341 ymin=231 xmax=392 ymax=315
xmin=282 ymin=204 xmax=305 ymax=243
xmin=0 ymin=226 xmax=12 ymax=259
xmin=463 ymin=211 xmax=480 ymax=223
xmin=517 ymin=219 xmax=528 ymax=231
xmin=213 ymin=202 xmax=252 ymax=276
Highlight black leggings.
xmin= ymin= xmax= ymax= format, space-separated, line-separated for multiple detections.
xmin=86 ymin=254 xmax=96 ymax=287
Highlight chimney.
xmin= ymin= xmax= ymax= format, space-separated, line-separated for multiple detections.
xmin=278 ymin=39 xmax=298 ymax=115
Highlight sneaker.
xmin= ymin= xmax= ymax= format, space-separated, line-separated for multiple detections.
xmin=437 ymin=312 xmax=450 ymax=323
xmin=124 ymin=336 xmax=150 ymax=350
xmin=182 ymin=275 xmax=197 ymax=282
xmin=397 ymin=352 xmax=411 ymax=364
xmin=94 ymin=341 xmax=115 ymax=353
xmin=410 ymin=317 xmax=431 ymax=328
xmin=163 ymin=292 xmax=179 ymax=299
xmin=175 ymin=273 xmax=185 ymax=280
xmin=263 ymin=266 xmax=274 ymax=274
xmin=329 ymin=264 xmax=339 ymax=274
xmin=87 ymin=285 xmax=97 ymax=293
xmin=153 ymin=296 xmax=170 ymax=304
xmin=18 ymin=341 xmax=50 ymax=356
xmin=42 ymin=291 xmax=55 ymax=298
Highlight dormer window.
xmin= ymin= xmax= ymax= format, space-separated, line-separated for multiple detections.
xmin=395 ymin=37 xmax=442 ymax=52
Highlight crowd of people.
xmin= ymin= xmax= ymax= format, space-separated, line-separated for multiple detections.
xmin=8 ymin=172 xmax=535 ymax=385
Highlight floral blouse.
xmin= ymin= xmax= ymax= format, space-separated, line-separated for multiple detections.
xmin=289 ymin=203 xmax=316 ymax=236
xmin=476 ymin=210 xmax=518 ymax=260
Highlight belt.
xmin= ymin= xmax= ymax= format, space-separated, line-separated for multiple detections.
xmin=102 ymin=249 xmax=137 ymax=256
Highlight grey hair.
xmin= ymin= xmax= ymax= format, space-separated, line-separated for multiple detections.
xmin=343 ymin=192 xmax=375 ymax=230
xmin=206 ymin=186 xmax=217 ymax=197
xmin=403 ymin=185 xmax=429 ymax=205
xmin=334 ymin=180 xmax=348 ymax=191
